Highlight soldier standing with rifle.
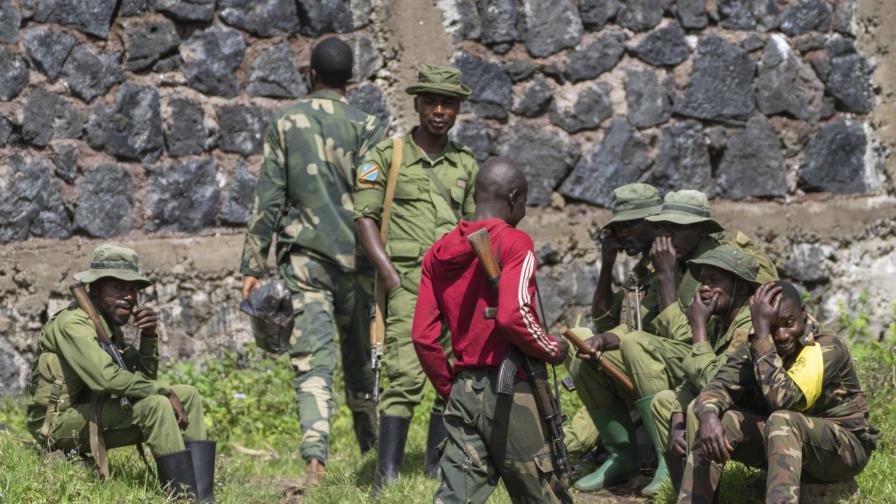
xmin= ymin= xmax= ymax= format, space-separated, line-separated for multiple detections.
xmin=354 ymin=64 xmax=478 ymax=487
xmin=26 ymin=245 xmax=214 ymax=501
xmin=412 ymin=157 xmax=572 ymax=503
xmin=240 ymin=37 xmax=385 ymax=486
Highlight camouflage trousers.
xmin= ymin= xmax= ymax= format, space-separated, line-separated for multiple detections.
xmin=678 ymin=409 xmax=871 ymax=504
xmin=434 ymin=370 xmax=573 ymax=504
xmin=279 ymin=252 xmax=377 ymax=463
xmin=44 ymin=384 xmax=205 ymax=457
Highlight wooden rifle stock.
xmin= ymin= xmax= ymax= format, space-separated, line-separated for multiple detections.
xmin=560 ymin=326 xmax=636 ymax=395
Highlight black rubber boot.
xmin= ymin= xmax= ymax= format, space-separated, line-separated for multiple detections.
xmin=186 ymin=440 xmax=216 ymax=503
xmin=347 ymin=390 xmax=378 ymax=455
xmin=374 ymin=416 xmax=410 ymax=493
xmin=156 ymin=449 xmax=198 ymax=501
xmin=423 ymin=412 xmax=447 ymax=479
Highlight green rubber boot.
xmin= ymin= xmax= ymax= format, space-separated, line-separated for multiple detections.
xmin=636 ymin=395 xmax=670 ymax=496
xmin=573 ymin=402 xmax=640 ymax=492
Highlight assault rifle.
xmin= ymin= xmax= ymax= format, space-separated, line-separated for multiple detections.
xmin=560 ymin=327 xmax=636 ymax=395
xmin=467 ymin=228 xmax=571 ymax=488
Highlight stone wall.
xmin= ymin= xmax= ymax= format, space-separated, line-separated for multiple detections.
xmin=0 ymin=0 xmax=894 ymax=396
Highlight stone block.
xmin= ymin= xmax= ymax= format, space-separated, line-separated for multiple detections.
xmin=119 ymin=0 xmax=149 ymax=17
xmin=0 ymin=47 xmax=28 ymax=101
xmin=61 ymin=44 xmax=123 ymax=103
xmin=504 ymin=60 xmax=536 ymax=82
xmin=247 ymin=43 xmax=306 ymax=98
xmin=85 ymin=103 xmax=108 ymax=150
xmin=146 ymin=159 xmax=220 ymax=232
xmin=22 ymin=27 xmax=75 ymax=80
xmin=450 ymin=119 xmax=494 ymax=163
xmin=714 ymin=116 xmax=786 ymax=199
xmin=616 ymin=0 xmax=663 ymax=32
xmin=0 ymin=117 xmax=13 ymax=146
xmin=677 ymin=0 xmax=707 ymax=29
xmin=579 ymin=0 xmax=619 ymax=30
xmin=521 ymin=0 xmax=583 ymax=58
xmin=221 ymin=160 xmax=256 ymax=225
xmin=650 ymin=120 xmax=712 ymax=193
xmin=154 ymin=0 xmax=215 ymax=22
xmin=216 ymin=105 xmax=267 ymax=156
xmin=624 ymin=68 xmax=671 ymax=129
xmin=800 ymin=120 xmax=873 ymax=194
xmin=566 ymin=31 xmax=624 ymax=82
xmin=347 ymin=83 xmax=390 ymax=127
xmin=549 ymin=82 xmax=612 ymax=133
xmin=673 ymin=36 xmax=756 ymax=123
xmin=105 ymin=84 xmax=164 ymax=163
xmin=75 ymin=164 xmax=133 ymax=238
xmin=455 ymin=51 xmax=512 ymax=119
xmin=297 ymin=0 xmax=369 ymax=36
xmin=631 ymin=21 xmax=689 ymax=67
xmin=350 ymin=36 xmax=383 ymax=83
xmin=22 ymin=87 xmax=83 ymax=147
xmin=165 ymin=97 xmax=206 ymax=158
xmin=219 ymin=0 xmax=301 ymax=37
xmin=718 ymin=0 xmax=779 ymax=31
xmin=756 ymin=35 xmax=825 ymax=121
xmin=499 ymin=124 xmax=580 ymax=207
xmin=559 ymin=118 xmax=649 ymax=206
xmin=512 ymin=77 xmax=552 ymax=118
xmin=437 ymin=0 xmax=480 ymax=43
xmin=33 ymin=0 xmax=117 ymax=39
xmin=50 ymin=142 xmax=78 ymax=184
xmin=779 ymin=0 xmax=831 ymax=36
xmin=181 ymin=24 xmax=246 ymax=98
xmin=479 ymin=0 xmax=517 ymax=50
xmin=825 ymin=37 xmax=874 ymax=114
xmin=0 ymin=153 xmax=71 ymax=243
xmin=0 ymin=0 xmax=20 ymax=43
xmin=782 ymin=243 xmax=835 ymax=283
xmin=123 ymin=17 xmax=180 ymax=72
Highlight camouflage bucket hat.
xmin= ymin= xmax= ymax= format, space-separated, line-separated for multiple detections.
xmin=405 ymin=64 xmax=472 ymax=99
xmin=74 ymin=244 xmax=152 ymax=288
xmin=645 ymin=189 xmax=724 ymax=233
xmin=607 ymin=183 xmax=663 ymax=226
xmin=688 ymin=244 xmax=760 ymax=284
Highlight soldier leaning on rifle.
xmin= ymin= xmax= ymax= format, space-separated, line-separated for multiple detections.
xmin=354 ymin=64 xmax=479 ymax=487
xmin=26 ymin=245 xmax=214 ymax=501
xmin=240 ymin=37 xmax=385 ymax=486
xmin=412 ymin=157 xmax=572 ymax=504
xmin=679 ymin=281 xmax=879 ymax=504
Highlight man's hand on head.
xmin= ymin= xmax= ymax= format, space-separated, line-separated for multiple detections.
xmin=749 ymin=282 xmax=782 ymax=337
xmin=650 ymin=236 xmax=678 ymax=276
xmin=132 ymin=306 xmax=159 ymax=338
xmin=242 ymin=276 xmax=262 ymax=301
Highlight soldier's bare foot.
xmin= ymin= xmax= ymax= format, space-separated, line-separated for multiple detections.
xmin=305 ymin=459 xmax=326 ymax=487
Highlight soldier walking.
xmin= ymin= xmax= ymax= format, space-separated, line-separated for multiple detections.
xmin=240 ymin=37 xmax=385 ymax=485
xmin=354 ymin=64 xmax=479 ymax=487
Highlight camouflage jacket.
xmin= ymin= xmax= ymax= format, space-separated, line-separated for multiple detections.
xmin=694 ymin=332 xmax=879 ymax=450
xmin=240 ymin=89 xmax=386 ymax=276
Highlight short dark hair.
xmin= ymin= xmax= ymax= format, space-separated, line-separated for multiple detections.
xmin=310 ymin=37 xmax=353 ymax=88
xmin=772 ymin=280 xmax=803 ymax=306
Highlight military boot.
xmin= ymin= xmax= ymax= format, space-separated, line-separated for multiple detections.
xmin=635 ymin=395 xmax=670 ymax=496
xmin=185 ymin=440 xmax=216 ymax=503
xmin=573 ymin=402 xmax=640 ymax=492
xmin=423 ymin=412 xmax=447 ymax=478
xmin=374 ymin=416 xmax=410 ymax=492
xmin=347 ymin=390 xmax=378 ymax=455
xmin=156 ymin=449 xmax=198 ymax=501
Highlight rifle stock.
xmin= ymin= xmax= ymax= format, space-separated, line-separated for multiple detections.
xmin=560 ymin=326 xmax=636 ymax=395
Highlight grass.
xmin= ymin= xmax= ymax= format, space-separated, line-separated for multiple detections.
xmin=0 ymin=338 xmax=894 ymax=503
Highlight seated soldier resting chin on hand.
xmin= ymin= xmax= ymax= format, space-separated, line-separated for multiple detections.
xmin=679 ymin=281 xmax=879 ymax=504
xmin=26 ymin=245 xmax=215 ymax=502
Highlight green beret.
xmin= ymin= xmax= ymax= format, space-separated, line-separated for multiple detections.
xmin=405 ymin=64 xmax=472 ymax=99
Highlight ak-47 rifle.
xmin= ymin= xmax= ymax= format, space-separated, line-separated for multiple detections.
xmin=369 ymin=138 xmax=404 ymax=405
xmin=467 ymin=227 xmax=571 ymax=488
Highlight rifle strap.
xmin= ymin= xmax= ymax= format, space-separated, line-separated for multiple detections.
xmin=379 ymin=137 xmax=403 ymax=243
xmin=89 ymin=394 xmax=110 ymax=479
xmin=421 ymin=165 xmax=461 ymax=221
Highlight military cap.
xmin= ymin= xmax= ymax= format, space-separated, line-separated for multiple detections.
xmin=687 ymin=244 xmax=760 ymax=284
xmin=607 ymin=183 xmax=663 ymax=226
xmin=405 ymin=64 xmax=472 ymax=99
xmin=645 ymin=189 xmax=724 ymax=233
xmin=74 ymin=244 xmax=152 ymax=288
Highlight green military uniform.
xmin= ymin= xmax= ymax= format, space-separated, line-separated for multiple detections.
xmin=353 ymin=81 xmax=478 ymax=421
xmin=649 ymin=245 xmax=760 ymax=454
xmin=27 ymin=246 xmax=207 ymax=458
xmin=680 ymin=329 xmax=879 ymax=503
xmin=240 ymin=89 xmax=386 ymax=462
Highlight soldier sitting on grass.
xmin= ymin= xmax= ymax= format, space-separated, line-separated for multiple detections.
xmin=679 ymin=281 xmax=879 ymax=504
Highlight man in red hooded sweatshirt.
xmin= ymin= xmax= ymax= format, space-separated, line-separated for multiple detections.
xmin=412 ymin=157 xmax=572 ymax=504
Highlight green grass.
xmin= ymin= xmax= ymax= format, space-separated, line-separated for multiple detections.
xmin=1 ymin=339 xmax=893 ymax=503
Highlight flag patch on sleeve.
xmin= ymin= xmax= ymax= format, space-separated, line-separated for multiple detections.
xmin=359 ymin=164 xmax=379 ymax=183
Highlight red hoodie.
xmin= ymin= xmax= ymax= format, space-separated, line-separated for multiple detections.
xmin=412 ymin=218 xmax=564 ymax=398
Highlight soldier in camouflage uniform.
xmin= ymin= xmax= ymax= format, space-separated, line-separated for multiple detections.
xmin=412 ymin=157 xmax=572 ymax=504
xmin=648 ymin=245 xmax=760 ymax=492
xmin=680 ymin=281 xmax=878 ymax=503
xmin=564 ymin=184 xmax=662 ymax=457
xmin=240 ymin=38 xmax=386 ymax=483
xmin=354 ymin=65 xmax=479 ymax=486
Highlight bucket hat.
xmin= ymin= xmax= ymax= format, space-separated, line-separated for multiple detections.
xmin=687 ymin=244 xmax=760 ymax=284
xmin=607 ymin=183 xmax=663 ymax=226
xmin=73 ymin=244 xmax=152 ymax=288
xmin=405 ymin=64 xmax=472 ymax=99
xmin=645 ymin=190 xmax=724 ymax=233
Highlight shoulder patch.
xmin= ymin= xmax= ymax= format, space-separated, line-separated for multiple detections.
xmin=359 ymin=163 xmax=379 ymax=184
